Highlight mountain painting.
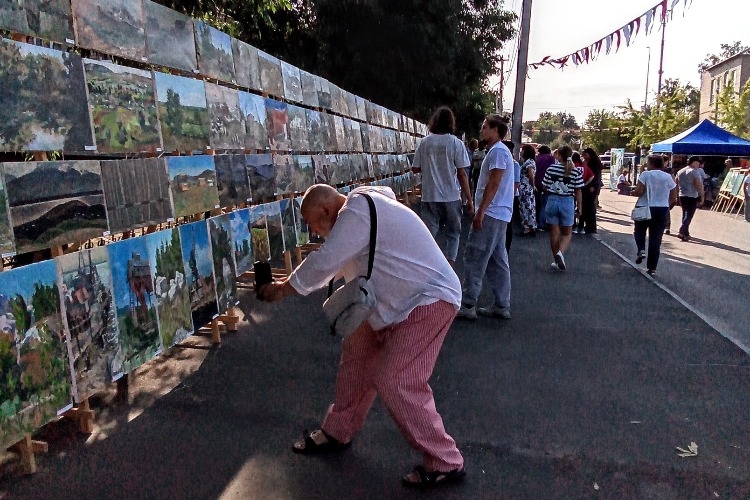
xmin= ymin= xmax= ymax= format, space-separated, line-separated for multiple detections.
xmin=72 ymin=0 xmax=147 ymax=61
xmin=238 ymin=91 xmax=268 ymax=150
xmin=265 ymin=98 xmax=289 ymax=151
xmin=194 ymin=20 xmax=235 ymax=83
xmin=154 ymin=72 xmax=210 ymax=152
xmin=205 ymin=82 xmax=245 ymax=150
xmin=229 ymin=209 xmax=253 ymax=276
xmin=231 ymin=38 xmax=261 ymax=91
xmin=287 ymin=104 xmax=309 ymax=152
xmin=0 ymin=0 xmax=74 ymax=42
xmin=299 ymin=69 xmax=319 ymax=108
xmin=280 ymin=60 xmax=303 ymax=104
xmin=3 ymin=160 xmax=107 ymax=254
xmin=0 ymin=259 xmax=71 ymax=450
xmin=56 ymin=247 xmax=122 ymax=402
xmin=293 ymin=155 xmax=314 ymax=193
xmin=316 ymin=77 xmax=332 ymax=110
xmin=178 ymin=219 xmax=218 ymax=329
xmin=146 ymin=228 xmax=193 ymax=349
xmin=84 ymin=59 xmax=161 ymax=154
xmin=246 ymin=153 xmax=275 ymax=204
xmin=145 ymin=0 xmax=197 ymax=72
xmin=166 ymin=155 xmax=220 ymax=218
xmin=0 ymin=39 xmax=94 ymax=152
xmin=107 ymin=237 xmax=161 ymax=374
xmin=264 ymin=201 xmax=285 ymax=269
xmin=279 ymin=198 xmax=297 ymax=251
xmin=207 ymin=214 xmax=237 ymax=312
xmin=247 ymin=205 xmax=269 ymax=263
xmin=214 ymin=154 xmax=251 ymax=208
xmin=305 ymin=109 xmax=324 ymax=152
xmin=258 ymin=50 xmax=283 ymax=98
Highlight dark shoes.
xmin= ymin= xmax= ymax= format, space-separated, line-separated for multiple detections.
xmin=402 ymin=465 xmax=466 ymax=489
xmin=636 ymin=250 xmax=646 ymax=265
xmin=292 ymin=429 xmax=351 ymax=455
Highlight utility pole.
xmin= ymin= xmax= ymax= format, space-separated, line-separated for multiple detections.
xmin=511 ymin=0 xmax=532 ymax=155
xmin=644 ymin=46 xmax=651 ymax=110
xmin=497 ymin=57 xmax=506 ymax=113
xmin=657 ymin=11 xmax=666 ymax=97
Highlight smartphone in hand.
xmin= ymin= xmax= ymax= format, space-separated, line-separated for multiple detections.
xmin=254 ymin=261 xmax=272 ymax=299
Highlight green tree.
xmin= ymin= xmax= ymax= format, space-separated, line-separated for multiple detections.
xmin=716 ymin=79 xmax=750 ymax=139
xmin=698 ymin=41 xmax=749 ymax=73
xmin=525 ymin=111 xmax=580 ymax=148
xmin=582 ymin=109 xmax=629 ymax=153
xmin=164 ymin=88 xmax=183 ymax=136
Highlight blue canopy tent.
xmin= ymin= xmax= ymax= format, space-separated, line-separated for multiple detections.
xmin=651 ymin=119 xmax=750 ymax=155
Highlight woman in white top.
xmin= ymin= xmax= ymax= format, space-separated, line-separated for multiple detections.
xmin=631 ymin=155 xmax=678 ymax=275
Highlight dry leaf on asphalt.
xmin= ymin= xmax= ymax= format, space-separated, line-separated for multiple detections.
xmin=676 ymin=441 xmax=698 ymax=457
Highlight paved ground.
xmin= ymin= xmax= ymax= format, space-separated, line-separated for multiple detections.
xmin=2 ymin=198 xmax=750 ymax=499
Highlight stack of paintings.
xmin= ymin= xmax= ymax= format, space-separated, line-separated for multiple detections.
xmin=281 ymin=61 xmax=303 ymax=104
xmin=316 ymin=77 xmax=332 ymax=110
xmin=72 ymin=0 xmax=146 ymax=60
xmin=146 ymin=229 xmax=193 ymax=348
xmin=247 ymin=205 xmax=270 ymax=263
xmin=84 ymin=59 xmax=161 ymax=153
xmin=305 ymin=109 xmax=324 ymax=152
xmin=205 ymin=83 xmax=245 ymax=150
xmin=258 ymin=50 xmax=284 ymax=98
xmin=166 ymin=156 xmax=220 ymax=218
xmin=299 ymin=69 xmax=319 ymax=108
xmin=178 ymin=220 xmax=218 ymax=329
xmin=145 ymin=0 xmax=197 ymax=72
xmin=3 ymin=160 xmax=107 ymax=254
xmin=246 ymin=154 xmax=275 ymax=204
xmin=207 ymin=214 xmax=238 ymax=312
xmin=0 ymin=260 xmax=71 ymax=450
xmin=154 ymin=72 xmax=210 ymax=152
xmin=106 ymin=237 xmax=161 ymax=374
xmin=231 ymin=39 xmax=261 ymax=91
xmin=194 ymin=20 xmax=235 ymax=83
xmin=238 ymin=91 xmax=268 ymax=150
xmin=264 ymin=201 xmax=285 ymax=269
xmin=100 ymin=157 xmax=173 ymax=234
xmin=287 ymin=104 xmax=309 ymax=152
xmin=229 ymin=209 xmax=253 ymax=276
xmin=215 ymin=154 xmax=251 ymax=208
xmin=0 ymin=0 xmax=74 ymax=42
xmin=0 ymin=39 xmax=94 ymax=152
xmin=279 ymin=198 xmax=297 ymax=251
xmin=57 ymin=247 xmax=122 ymax=401
xmin=265 ymin=98 xmax=290 ymax=151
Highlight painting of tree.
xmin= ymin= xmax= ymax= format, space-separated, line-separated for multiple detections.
xmin=155 ymin=72 xmax=210 ymax=152
xmin=195 ymin=20 xmax=235 ymax=83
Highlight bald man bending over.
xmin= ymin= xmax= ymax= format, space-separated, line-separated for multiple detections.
xmin=260 ymin=184 xmax=465 ymax=489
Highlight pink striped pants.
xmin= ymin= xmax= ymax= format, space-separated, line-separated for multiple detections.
xmin=321 ymin=300 xmax=464 ymax=472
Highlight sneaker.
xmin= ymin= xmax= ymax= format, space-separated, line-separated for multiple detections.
xmin=647 ymin=269 xmax=656 ymax=276
xmin=550 ymin=262 xmax=561 ymax=271
xmin=478 ymin=305 xmax=511 ymax=319
xmin=636 ymin=250 xmax=646 ymax=264
xmin=554 ymin=251 xmax=566 ymax=271
xmin=457 ymin=304 xmax=477 ymax=320
xmin=572 ymin=228 xmax=579 ymax=234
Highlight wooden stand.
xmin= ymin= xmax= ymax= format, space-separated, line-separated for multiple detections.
xmin=62 ymin=398 xmax=95 ymax=434
xmin=13 ymin=434 xmax=49 ymax=474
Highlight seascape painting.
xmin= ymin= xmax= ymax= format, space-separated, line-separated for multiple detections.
xmin=293 ymin=155 xmax=314 ymax=193
xmin=3 ymin=160 xmax=107 ymax=254
xmin=214 ymin=154 xmax=251 ymax=207
xmin=246 ymin=153 xmax=275 ymax=203
xmin=299 ymin=69 xmax=319 ymax=108
xmin=258 ymin=50 xmax=283 ymax=98
xmin=265 ymin=201 xmax=285 ymax=269
xmin=0 ymin=259 xmax=70 ymax=450
xmin=305 ymin=109 xmax=324 ymax=152
xmin=231 ymin=38 xmax=261 ymax=91
xmin=166 ymin=155 xmax=220 ymax=218
xmin=72 ymin=0 xmax=147 ymax=61
xmin=0 ymin=0 xmax=74 ymax=42
xmin=154 ymin=72 xmax=210 ymax=152
xmin=178 ymin=220 xmax=218 ymax=329
xmin=280 ymin=60 xmax=303 ymax=104
xmin=238 ymin=91 xmax=268 ymax=150
xmin=145 ymin=228 xmax=193 ymax=348
xmin=279 ymin=198 xmax=297 ymax=251
xmin=206 ymin=82 xmax=245 ymax=150
xmin=207 ymin=214 xmax=238 ymax=312
xmin=145 ymin=0 xmax=197 ymax=71
xmin=194 ymin=20 xmax=235 ymax=82
xmin=247 ymin=205 xmax=270 ymax=263
xmin=107 ymin=237 xmax=161 ymax=374
xmin=229 ymin=209 xmax=253 ymax=276
xmin=265 ymin=98 xmax=290 ymax=151
xmin=287 ymin=104 xmax=309 ymax=152
xmin=312 ymin=155 xmax=329 ymax=184
xmin=100 ymin=157 xmax=173 ymax=234
xmin=56 ymin=247 xmax=122 ymax=402
xmin=84 ymin=59 xmax=161 ymax=153
xmin=0 ymin=39 xmax=94 ymax=152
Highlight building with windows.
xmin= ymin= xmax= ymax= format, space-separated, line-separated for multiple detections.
xmin=699 ymin=51 xmax=750 ymax=121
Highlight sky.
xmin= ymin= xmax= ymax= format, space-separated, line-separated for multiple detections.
xmin=494 ymin=0 xmax=749 ymax=125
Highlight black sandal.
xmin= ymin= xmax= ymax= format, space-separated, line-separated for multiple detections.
xmin=401 ymin=465 xmax=466 ymax=489
xmin=292 ymin=429 xmax=352 ymax=455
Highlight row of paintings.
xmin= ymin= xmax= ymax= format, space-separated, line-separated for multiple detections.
xmin=0 ymin=37 xmax=424 ymax=154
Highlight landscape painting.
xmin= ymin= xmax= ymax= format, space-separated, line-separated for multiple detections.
xmin=321 ymin=113 xmax=336 ymax=152
xmin=215 ymin=154 xmax=251 ymax=207
xmin=328 ymin=84 xmax=342 ymax=115
xmin=230 ymin=209 xmax=253 ymax=276
xmin=274 ymin=154 xmax=296 ymax=195
xmin=206 ymin=82 xmax=245 ymax=150
xmin=334 ymin=155 xmax=353 ymax=185
xmin=238 ymin=91 xmax=268 ymax=150
xmin=316 ymin=77 xmax=332 ymax=110
xmin=350 ymin=154 xmax=367 ymax=182
xmin=166 ymin=155 xmax=220 ymax=218
xmin=194 ymin=20 xmax=235 ymax=83
xmin=299 ymin=69 xmax=319 ymax=108
xmin=208 ymin=214 xmax=237 ymax=312
xmin=0 ymin=175 xmax=13 ymax=255
xmin=145 ymin=0 xmax=197 ymax=71
xmin=326 ymin=154 xmax=344 ymax=185
xmin=258 ymin=50 xmax=284 ymax=98
xmin=84 ymin=59 xmax=161 ymax=153
xmin=145 ymin=228 xmax=193 ymax=348
xmin=349 ymin=120 xmax=363 ymax=152
xmin=364 ymin=154 xmax=375 ymax=178
xmin=312 ymin=154 xmax=329 ymax=184
xmin=344 ymin=91 xmax=357 ymax=119
xmin=293 ymin=155 xmax=314 ymax=193
xmin=333 ymin=116 xmax=347 ymax=151
xmin=100 ymin=157 xmax=173 ymax=234
xmin=0 ymin=39 xmax=94 ymax=152
xmin=4 ymin=160 xmax=107 ymax=254
xmin=154 ymin=72 xmax=210 ymax=152
xmin=246 ymin=154 xmax=275 ymax=203
xmin=0 ymin=0 xmax=74 ymax=42
xmin=231 ymin=38 xmax=261 ymax=91
xmin=279 ymin=198 xmax=297 ymax=251
xmin=360 ymin=123 xmax=371 ymax=153
xmin=280 ymin=60 xmax=303 ymax=104
xmin=292 ymin=196 xmax=309 ymax=246
xmin=178 ymin=220 xmax=218 ymax=329
xmin=72 ymin=0 xmax=147 ymax=61
xmin=0 ymin=260 xmax=70 ymax=450
xmin=287 ymin=104 xmax=309 ymax=152
xmin=265 ymin=201 xmax=285 ymax=269
xmin=56 ymin=247 xmax=122 ymax=402
xmin=107 ymin=237 xmax=161 ymax=374
xmin=265 ymin=98 xmax=290 ymax=151
xmin=306 ymin=109 xmax=324 ymax=152
xmin=247 ymin=205 xmax=270 ymax=263
xmin=355 ymin=96 xmax=367 ymax=122
xmin=342 ymin=118 xmax=354 ymax=151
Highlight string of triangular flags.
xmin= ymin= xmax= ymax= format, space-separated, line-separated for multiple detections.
xmin=528 ymin=0 xmax=692 ymax=70
xmin=524 ymin=127 xmax=625 ymax=134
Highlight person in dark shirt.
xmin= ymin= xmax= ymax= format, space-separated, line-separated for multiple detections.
xmin=534 ymin=145 xmax=555 ymax=230
xmin=580 ymin=148 xmax=603 ymax=233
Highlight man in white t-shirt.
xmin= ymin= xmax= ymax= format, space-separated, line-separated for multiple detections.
xmin=457 ymin=115 xmax=515 ymax=320
xmin=412 ymin=107 xmax=473 ymax=266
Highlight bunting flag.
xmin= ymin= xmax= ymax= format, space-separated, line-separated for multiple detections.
xmin=528 ymin=0 xmax=689 ymax=71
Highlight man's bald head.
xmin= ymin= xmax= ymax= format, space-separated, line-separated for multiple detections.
xmin=301 ymin=184 xmax=347 ymax=237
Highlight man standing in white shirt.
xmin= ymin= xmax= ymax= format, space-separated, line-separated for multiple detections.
xmin=260 ymin=184 xmax=465 ymax=489
xmin=457 ymin=114 xmax=515 ymax=320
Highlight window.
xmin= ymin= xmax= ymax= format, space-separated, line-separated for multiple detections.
xmin=731 ymin=70 xmax=737 ymax=90
xmin=710 ymin=79 xmax=715 ymax=104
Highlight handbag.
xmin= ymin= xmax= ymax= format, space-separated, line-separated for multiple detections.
xmin=322 ymin=193 xmax=377 ymax=337
xmin=631 ymin=181 xmax=651 ymax=221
